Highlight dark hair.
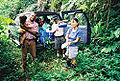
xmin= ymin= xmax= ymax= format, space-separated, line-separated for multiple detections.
xmin=19 ymin=15 xmax=27 ymax=24
xmin=71 ymin=17 xmax=79 ymax=26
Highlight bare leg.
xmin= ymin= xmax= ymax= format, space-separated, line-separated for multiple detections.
xmin=57 ymin=49 xmax=59 ymax=54
xmin=66 ymin=57 xmax=71 ymax=66
xmin=62 ymin=49 xmax=65 ymax=58
xmin=72 ymin=58 xmax=76 ymax=70
xmin=67 ymin=56 xmax=70 ymax=61
xmin=72 ymin=58 xmax=76 ymax=64
xmin=56 ymin=49 xmax=59 ymax=57
xmin=21 ymin=34 xmax=26 ymax=45
xmin=63 ymin=49 xmax=65 ymax=54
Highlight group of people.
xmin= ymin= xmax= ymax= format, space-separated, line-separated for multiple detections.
xmin=18 ymin=13 xmax=82 ymax=71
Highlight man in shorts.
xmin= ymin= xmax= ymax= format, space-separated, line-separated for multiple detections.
xmin=51 ymin=15 xmax=67 ymax=61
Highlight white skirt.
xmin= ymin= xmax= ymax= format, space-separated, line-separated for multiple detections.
xmin=65 ymin=46 xmax=78 ymax=59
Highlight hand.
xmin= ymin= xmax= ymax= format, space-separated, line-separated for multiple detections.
xmin=68 ymin=42 xmax=72 ymax=45
xmin=30 ymin=26 xmax=33 ymax=28
xmin=66 ymin=39 xmax=69 ymax=43
xmin=17 ymin=29 xmax=23 ymax=34
xmin=56 ymin=28 xmax=59 ymax=31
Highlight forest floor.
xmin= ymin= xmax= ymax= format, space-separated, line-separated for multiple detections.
xmin=13 ymin=45 xmax=81 ymax=81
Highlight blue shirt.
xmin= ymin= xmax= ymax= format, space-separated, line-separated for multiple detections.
xmin=66 ymin=27 xmax=82 ymax=46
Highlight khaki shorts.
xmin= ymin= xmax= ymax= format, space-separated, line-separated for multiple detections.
xmin=65 ymin=46 xmax=78 ymax=59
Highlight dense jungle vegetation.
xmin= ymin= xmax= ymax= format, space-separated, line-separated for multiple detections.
xmin=0 ymin=0 xmax=120 ymax=80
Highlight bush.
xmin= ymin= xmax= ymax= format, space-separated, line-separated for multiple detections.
xmin=0 ymin=16 xmax=21 ymax=80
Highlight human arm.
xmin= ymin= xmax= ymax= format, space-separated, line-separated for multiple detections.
xmin=24 ymin=23 xmax=33 ymax=28
xmin=65 ymin=28 xmax=71 ymax=43
xmin=65 ymin=33 xmax=80 ymax=44
xmin=27 ymin=29 xmax=37 ymax=34
xmin=28 ymin=23 xmax=38 ymax=34
xmin=62 ymin=20 xmax=68 ymax=22
xmin=68 ymin=38 xmax=80 ymax=45
xmin=52 ymin=28 xmax=58 ymax=34
xmin=20 ymin=23 xmax=38 ymax=35
xmin=67 ymin=29 xmax=82 ymax=45
xmin=58 ymin=20 xmax=68 ymax=24
xmin=65 ymin=33 xmax=80 ymax=46
xmin=51 ymin=24 xmax=58 ymax=34
xmin=65 ymin=34 xmax=69 ymax=43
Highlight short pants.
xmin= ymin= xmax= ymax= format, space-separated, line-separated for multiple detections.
xmin=65 ymin=46 xmax=78 ymax=59
xmin=55 ymin=36 xmax=65 ymax=50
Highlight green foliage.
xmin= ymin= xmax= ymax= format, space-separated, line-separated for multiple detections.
xmin=0 ymin=16 xmax=21 ymax=80
xmin=77 ymin=44 xmax=120 ymax=81
xmin=0 ymin=0 xmax=37 ymax=19
xmin=0 ymin=15 xmax=15 ymax=40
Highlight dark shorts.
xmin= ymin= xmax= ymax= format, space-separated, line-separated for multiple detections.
xmin=55 ymin=36 xmax=65 ymax=50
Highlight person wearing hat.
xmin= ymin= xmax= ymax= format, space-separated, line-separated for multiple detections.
xmin=51 ymin=15 xmax=68 ymax=61
xmin=20 ymin=13 xmax=38 ymax=72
